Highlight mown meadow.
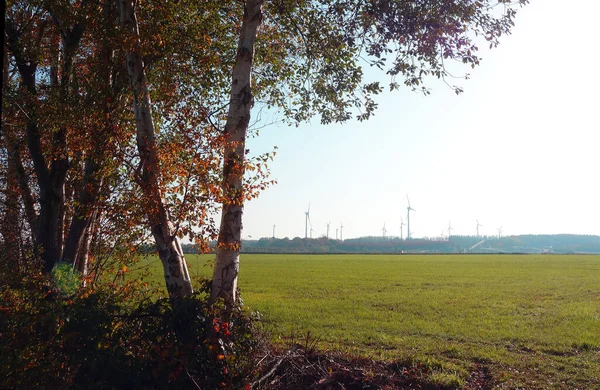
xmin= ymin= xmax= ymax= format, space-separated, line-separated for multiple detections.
xmin=132 ymin=254 xmax=600 ymax=389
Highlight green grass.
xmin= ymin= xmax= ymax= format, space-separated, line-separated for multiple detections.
xmin=131 ymin=254 xmax=600 ymax=389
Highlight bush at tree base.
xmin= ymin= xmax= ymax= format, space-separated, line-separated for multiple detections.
xmin=0 ymin=274 xmax=262 ymax=389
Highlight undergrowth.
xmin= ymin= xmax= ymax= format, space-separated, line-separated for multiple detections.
xmin=0 ymin=269 xmax=264 ymax=389
xmin=0 ymin=268 xmax=476 ymax=390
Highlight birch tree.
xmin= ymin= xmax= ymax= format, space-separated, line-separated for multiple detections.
xmin=118 ymin=0 xmax=194 ymax=299
xmin=5 ymin=7 xmax=59 ymax=271
xmin=211 ymin=0 xmax=528 ymax=304
xmin=3 ymin=0 xmax=124 ymax=277
xmin=3 ymin=0 xmax=230 ymax=295
xmin=211 ymin=0 xmax=264 ymax=304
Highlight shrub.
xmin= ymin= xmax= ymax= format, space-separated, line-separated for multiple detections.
xmin=0 ymin=274 xmax=263 ymax=389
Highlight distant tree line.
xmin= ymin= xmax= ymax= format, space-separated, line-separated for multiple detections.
xmin=177 ymin=234 xmax=600 ymax=255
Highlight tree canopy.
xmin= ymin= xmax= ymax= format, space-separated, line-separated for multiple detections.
xmin=2 ymin=0 xmax=528 ymax=294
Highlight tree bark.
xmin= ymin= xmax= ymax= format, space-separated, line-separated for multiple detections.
xmin=63 ymin=2 xmax=117 ymax=279
xmin=62 ymin=157 xmax=103 ymax=267
xmin=11 ymin=41 xmax=63 ymax=271
xmin=51 ymin=19 xmax=86 ymax=264
xmin=36 ymin=179 xmax=65 ymax=271
xmin=8 ymin=142 xmax=37 ymax=242
xmin=5 ymin=18 xmax=82 ymax=271
xmin=1 ymin=44 xmax=19 ymax=267
xmin=1 ymin=139 xmax=23 ymax=272
xmin=73 ymin=209 xmax=97 ymax=285
xmin=119 ymin=0 xmax=192 ymax=300
xmin=211 ymin=0 xmax=263 ymax=305
xmin=2 ymin=42 xmax=37 ymax=243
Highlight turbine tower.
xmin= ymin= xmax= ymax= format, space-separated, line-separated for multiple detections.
xmin=340 ymin=222 xmax=344 ymax=241
xmin=326 ymin=221 xmax=331 ymax=239
xmin=406 ymin=195 xmax=416 ymax=239
xmin=310 ymin=225 xmax=314 ymax=239
xmin=335 ymin=228 xmax=339 ymax=240
xmin=272 ymin=224 xmax=275 ymax=239
xmin=382 ymin=223 xmax=387 ymax=238
xmin=304 ymin=203 xmax=311 ymax=239
xmin=448 ymin=221 xmax=453 ymax=240
xmin=476 ymin=219 xmax=482 ymax=237
xmin=497 ymin=226 xmax=502 ymax=239
xmin=400 ymin=217 xmax=405 ymax=240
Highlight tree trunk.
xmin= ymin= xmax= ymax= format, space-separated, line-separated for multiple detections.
xmin=12 ymin=52 xmax=58 ymax=269
xmin=64 ymin=6 xmax=115 ymax=279
xmin=6 ymin=19 xmax=82 ymax=271
xmin=73 ymin=209 xmax=97 ymax=285
xmin=10 ymin=54 xmax=54 ymax=268
xmin=119 ymin=0 xmax=192 ymax=299
xmin=1 ymin=141 xmax=23 ymax=272
xmin=1 ymin=44 xmax=20 ymax=269
xmin=211 ymin=0 xmax=263 ymax=305
xmin=62 ymin=158 xmax=103 ymax=267
xmin=22 ymin=75 xmax=66 ymax=272
xmin=56 ymin=185 xmax=66 ymax=262
xmin=2 ymin=42 xmax=37 ymax=244
xmin=35 ymin=34 xmax=78 ymax=270
xmin=36 ymin=181 xmax=65 ymax=271
xmin=51 ymin=21 xmax=86 ymax=265
xmin=8 ymin=142 xmax=37 ymax=242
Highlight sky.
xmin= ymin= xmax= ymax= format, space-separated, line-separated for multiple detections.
xmin=241 ymin=0 xmax=600 ymax=241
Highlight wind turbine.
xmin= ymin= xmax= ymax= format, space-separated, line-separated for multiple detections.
xmin=335 ymin=228 xmax=339 ymax=240
xmin=448 ymin=221 xmax=453 ymax=240
xmin=272 ymin=224 xmax=276 ymax=239
xmin=310 ymin=225 xmax=314 ymax=239
xmin=304 ymin=203 xmax=311 ymax=239
xmin=476 ymin=219 xmax=482 ymax=237
xmin=497 ymin=226 xmax=503 ymax=238
xmin=382 ymin=223 xmax=387 ymax=238
xmin=326 ymin=221 xmax=331 ymax=239
xmin=406 ymin=195 xmax=415 ymax=239
xmin=340 ymin=222 xmax=344 ymax=241
xmin=400 ymin=218 xmax=405 ymax=240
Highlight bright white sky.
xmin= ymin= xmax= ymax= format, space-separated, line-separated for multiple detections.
xmin=241 ymin=0 xmax=600 ymax=240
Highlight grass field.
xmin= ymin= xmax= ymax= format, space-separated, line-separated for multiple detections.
xmin=132 ymin=254 xmax=600 ymax=389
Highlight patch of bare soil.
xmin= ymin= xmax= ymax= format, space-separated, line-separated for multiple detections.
xmin=464 ymin=363 xmax=494 ymax=390
xmin=253 ymin=345 xmax=495 ymax=390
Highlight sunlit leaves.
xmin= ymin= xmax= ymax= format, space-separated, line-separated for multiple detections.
xmin=2 ymin=0 xmax=528 ymax=282
xmin=250 ymin=0 xmax=529 ymax=123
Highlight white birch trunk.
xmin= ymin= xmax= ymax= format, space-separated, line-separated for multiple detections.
xmin=119 ymin=0 xmax=192 ymax=299
xmin=211 ymin=0 xmax=263 ymax=305
xmin=73 ymin=209 xmax=96 ymax=286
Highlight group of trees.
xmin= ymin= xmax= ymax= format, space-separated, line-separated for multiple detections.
xmin=237 ymin=234 xmax=600 ymax=254
xmin=2 ymin=0 xmax=528 ymax=306
xmin=239 ymin=236 xmax=455 ymax=253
